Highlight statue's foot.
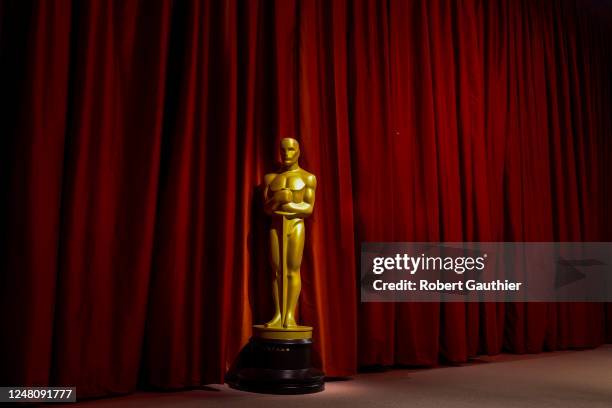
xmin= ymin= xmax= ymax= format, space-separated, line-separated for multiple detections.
xmin=283 ymin=317 xmax=298 ymax=329
xmin=264 ymin=314 xmax=281 ymax=328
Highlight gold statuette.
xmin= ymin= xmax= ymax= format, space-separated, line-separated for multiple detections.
xmin=253 ymin=138 xmax=316 ymax=340
xmin=227 ymin=137 xmax=324 ymax=394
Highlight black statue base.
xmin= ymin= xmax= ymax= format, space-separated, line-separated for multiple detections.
xmin=226 ymin=337 xmax=325 ymax=394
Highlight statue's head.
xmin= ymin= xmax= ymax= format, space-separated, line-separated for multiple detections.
xmin=280 ymin=137 xmax=300 ymax=168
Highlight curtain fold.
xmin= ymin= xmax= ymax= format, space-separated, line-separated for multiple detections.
xmin=1 ymin=0 xmax=610 ymax=399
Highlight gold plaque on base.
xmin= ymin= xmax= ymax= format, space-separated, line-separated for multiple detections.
xmin=253 ymin=325 xmax=313 ymax=340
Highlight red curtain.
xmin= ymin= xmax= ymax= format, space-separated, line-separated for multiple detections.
xmin=1 ymin=0 xmax=611 ymax=399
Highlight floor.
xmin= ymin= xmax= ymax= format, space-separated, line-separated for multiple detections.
xmin=63 ymin=345 xmax=612 ymax=408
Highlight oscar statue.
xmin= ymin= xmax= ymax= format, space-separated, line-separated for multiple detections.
xmin=226 ymin=138 xmax=325 ymax=394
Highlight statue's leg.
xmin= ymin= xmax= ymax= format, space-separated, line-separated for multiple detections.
xmin=264 ymin=225 xmax=282 ymax=327
xmin=284 ymin=220 xmax=305 ymax=328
